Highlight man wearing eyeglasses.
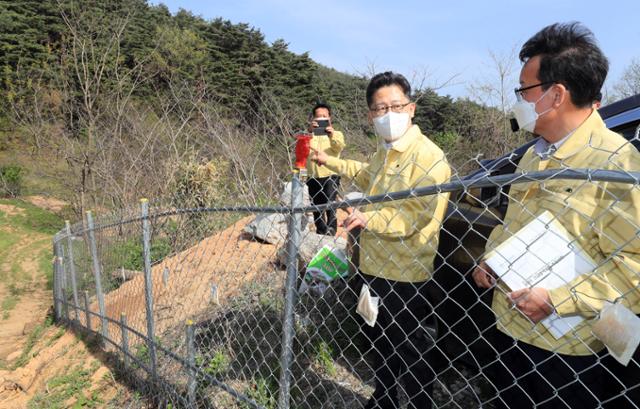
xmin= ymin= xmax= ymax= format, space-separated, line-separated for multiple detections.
xmin=312 ymin=71 xmax=451 ymax=409
xmin=472 ymin=23 xmax=640 ymax=408
xmin=306 ymin=102 xmax=345 ymax=236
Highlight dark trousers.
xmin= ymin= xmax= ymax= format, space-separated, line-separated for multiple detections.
xmin=357 ymin=273 xmax=437 ymax=409
xmin=306 ymin=175 xmax=340 ymax=235
xmin=601 ymin=345 xmax=640 ymax=408
xmin=486 ymin=329 xmax=604 ymax=409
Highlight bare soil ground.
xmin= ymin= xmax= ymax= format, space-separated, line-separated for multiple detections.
xmin=0 ymin=201 xmax=121 ymax=409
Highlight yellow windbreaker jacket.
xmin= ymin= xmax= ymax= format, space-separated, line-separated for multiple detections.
xmin=306 ymin=131 xmax=345 ymax=178
xmin=486 ymin=110 xmax=640 ymax=355
xmin=325 ymin=125 xmax=451 ymax=282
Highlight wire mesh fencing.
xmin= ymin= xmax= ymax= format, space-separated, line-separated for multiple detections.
xmin=52 ymin=161 xmax=640 ymax=408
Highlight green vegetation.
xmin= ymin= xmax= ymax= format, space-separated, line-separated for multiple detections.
xmin=1 ymin=283 xmax=24 ymax=319
xmin=243 ymin=377 xmax=278 ymax=409
xmin=0 ymin=198 xmax=63 ymax=234
xmin=0 ymin=199 xmax=62 ymax=317
xmin=28 ymin=361 xmax=103 ymax=409
xmin=0 ymin=0 xmax=527 ymax=217
xmin=314 ymin=341 xmax=337 ymax=377
xmin=109 ymin=237 xmax=172 ymax=272
xmin=12 ymin=315 xmax=53 ymax=369
xmin=0 ymin=164 xmax=23 ymax=197
xmin=133 ymin=343 xmax=150 ymax=367
xmin=204 ymin=350 xmax=230 ymax=376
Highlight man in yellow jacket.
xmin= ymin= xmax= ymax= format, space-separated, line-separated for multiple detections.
xmin=313 ymin=72 xmax=451 ymax=409
xmin=306 ymin=102 xmax=345 ymax=235
xmin=472 ymin=22 xmax=640 ymax=408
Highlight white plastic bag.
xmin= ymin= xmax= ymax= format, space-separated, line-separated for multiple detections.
xmin=592 ymin=302 xmax=640 ymax=366
xmin=356 ymin=284 xmax=379 ymax=327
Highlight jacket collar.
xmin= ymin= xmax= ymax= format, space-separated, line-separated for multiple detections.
xmin=550 ymin=109 xmax=605 ymax=160
xmin=383 ymin=124 xmax=421 ymax=153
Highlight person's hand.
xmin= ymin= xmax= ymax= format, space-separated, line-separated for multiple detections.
xmin=325 ymin=125 xmax=334 ymax=137
xmin=310 ymin=148 xmax=328 ymax=166
xmin=472 ymin=261 xmax=496 ymax=288
xmin=509 ymin=287 xmax=554 ymax=323
xmin=343 ymin=209 xmax=367 ymax=231
xmin=308 ymin=120 xmax=318 ymax=134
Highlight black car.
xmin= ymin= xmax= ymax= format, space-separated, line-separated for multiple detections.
xmin=431 ymin=93 xmax=640 ymax=369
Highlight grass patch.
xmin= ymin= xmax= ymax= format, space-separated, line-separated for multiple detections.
xmin=0 ymin=199 xmax=64 ymax=235
xmin=0 ymin=231 xmax=20 ymax=262
xmin=1 ymin=283 xmax=24 ymax=318
xmin=1 ymin=295 xmax=19 ymax=320
xmin=28 ymin=362 xmax=103 ymax=409
xmin=314 ymin=340 xmax=337 ymax=377
xmin=196 ymin=349 xmax=230 ymax=377
xmin=243 ymin=377 xmax=278 ymax=409
xmin=38 ymin=246 xmax=54 ymax=290
xmin=108 ymin=237 xmax=172 ymax=272
xmin=5 ymin=236 xmax=50 ymax=283
xmin=12 ymin=315 xmax=54 ymax=369
xmin=45 ymin=327 xmax=67 ymax=347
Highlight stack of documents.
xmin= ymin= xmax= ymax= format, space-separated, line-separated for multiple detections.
xmin=485 ymin=211 xmax=596 ymax=338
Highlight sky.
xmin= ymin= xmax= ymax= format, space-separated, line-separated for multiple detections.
xmin=149 ymin=0 xmax=640 ymax=103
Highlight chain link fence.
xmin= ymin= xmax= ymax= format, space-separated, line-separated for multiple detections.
xmin=52 ymin=153 xmax=640 ymax=408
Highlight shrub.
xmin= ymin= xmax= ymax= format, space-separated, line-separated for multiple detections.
xmin=0 ymin=164 xmax=24 ymax=197
xmin=110 ymin=237 xmax=172 ymax=272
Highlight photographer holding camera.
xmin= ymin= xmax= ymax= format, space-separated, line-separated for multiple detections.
xmin=306 ymin=102 xmax=346 ymax=236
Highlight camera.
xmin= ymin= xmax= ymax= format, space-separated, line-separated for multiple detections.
xmin=313 ymin=119 xmax=330 ymax=135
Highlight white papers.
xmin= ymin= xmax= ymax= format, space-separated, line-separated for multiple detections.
xmin=485 ymin=211 xmax=596 ymax=338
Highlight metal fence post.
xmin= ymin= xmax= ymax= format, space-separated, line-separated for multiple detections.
xmin=84 ymin=290 xmax=91 ymax=331
xmin=86 ymin=210 xmax=108 ymax=343
xmin=186 ymin=320 xmax=197 ymax=408
xmin=141 ymin=198 xmax=158 ymax=378
xmin=61 ymin=288 xmax=69 ymax=322
xmin=58 ymin=243 xmax=67 ymax=298
xmin=65 ymin=220 xmax=81 ymax=322
xmin=53 ymin=239 xmax=62 ymax=321
xmin=277 ymin=170 xmax=304 ymax=409
xmin=121 ymin=313 xmax=130 ymax=368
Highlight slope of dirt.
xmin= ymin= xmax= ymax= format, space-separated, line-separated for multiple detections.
xmin=94 ymin=215 xmax=281 ymax=345
xmin=1 ymin=197 xmax=350 ymax=407
xmin=0 ymin=204 xmax=51 ymax=362
xmin=93 ymin=209 xmax=351 ymax=347
xmin=0 ymin=199 xmax=122 ymax=408
xmin=0 ymin=327 xmax=120 ymax=408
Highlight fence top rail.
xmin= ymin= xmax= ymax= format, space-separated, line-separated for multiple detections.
xmin=55 ymin=168 xmax=640 ymax=243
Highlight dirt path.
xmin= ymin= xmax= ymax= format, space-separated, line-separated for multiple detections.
xmin=0 ymin=200 xmax=121 ymax=408
xmin=0 ymin=230 xmax=51 ymax=362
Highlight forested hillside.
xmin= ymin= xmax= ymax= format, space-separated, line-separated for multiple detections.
xmin=0 ymin=0 xmax=523 ymax=215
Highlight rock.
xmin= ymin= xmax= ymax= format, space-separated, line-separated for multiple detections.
xmin=243 ymin=213 xmax=289 ymax=245
xmin=279 ymin=181 xmax=311 ymax=207
xmin=110 ymin=268 xmax=143 ymax=282
xmin=277 ymin=232 xmax=347 ymax=271
xmin=243 ymin=212 xmax=311 ymax=245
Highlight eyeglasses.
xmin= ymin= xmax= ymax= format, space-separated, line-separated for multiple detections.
xmin=514 ymin=81 xmax=554 ymax=100
xmin=369 ymin=102 xmax=412 ymax=116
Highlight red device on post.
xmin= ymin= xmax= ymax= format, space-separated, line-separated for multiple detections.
xmin=294 ymin=132 xmax=312 ymax=169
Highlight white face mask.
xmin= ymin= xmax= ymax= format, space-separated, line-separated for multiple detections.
xmin=373 ymin=112 xmax=411 ymax=143
xmin=512 ymin=87 xmax=553 ymax=133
